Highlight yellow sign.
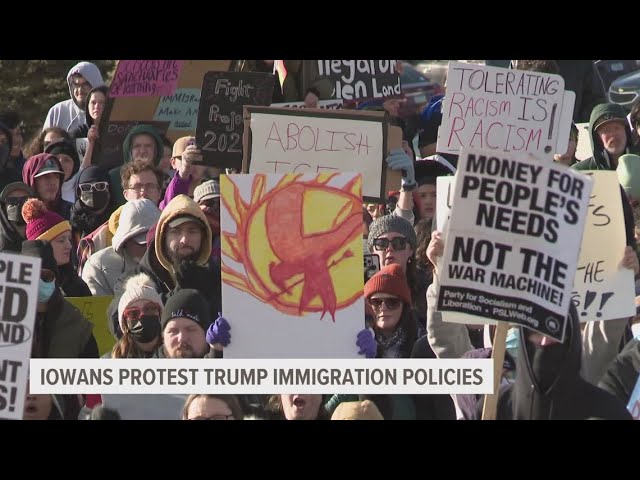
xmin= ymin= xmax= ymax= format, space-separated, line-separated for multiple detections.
xmin=66 ymin=296 xmax=115 ymax=357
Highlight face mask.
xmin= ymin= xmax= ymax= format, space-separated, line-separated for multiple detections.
xmin=0 ymin=144 xmax=9 ymax=165
xmin=80 ymin=191 xmax=110 ymax=210
xmin=129 ymin=315 xmax=161 ymax=343
xmin=38 ymin=279 xmax=56 ymax=303
xmin=505 ymin=327 xmax=520 ymax=360
xmin=5 ymin=198 xmax=27 ymax=225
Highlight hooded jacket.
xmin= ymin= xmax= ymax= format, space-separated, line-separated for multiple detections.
xmin=572 ymin=103 xmax=639 ymax=171
xmin=70 ymin=166 xmax=113 ymax=238
xmin=0 ymin=182 xmax=33 ymax=253
xmin=43 ymin=62 xmax=104 ymax=132
xmin=107 ymin=196 xmax=219 ymax=340
xmin=598 ymin=338 xmax=640 ymax=406
xmin=70 ymin=84 xmax=109 ymax=140
xmin=82 ymin=199 xmax=160 ymax=296
xmin=108 ymin=124 xmax=165 ymax=207
xmin=491 ymin=304 xmax=632 ymax=420
xmin=22 ymin=154 xmax=73 ymax=220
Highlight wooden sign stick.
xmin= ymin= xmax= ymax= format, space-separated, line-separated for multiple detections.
xmin=481 ymin=322 xmax=509 ymax=420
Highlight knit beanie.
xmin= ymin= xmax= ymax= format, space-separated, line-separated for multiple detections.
xmin=21 ymin=198 xmax=71 ymax=241
xmin=44 ymin=139 xmax=80 ymax=177
xmin=161 ymin=289 xmax=212 ymax=333
xmin=617 ymin=154 xmax=640 ymax=200
xmin=331 ymin=400 xmax=384 ymax=420
xmin=117 ymin=273 xmax=164 ymax=332
xmin=367 ymin=214 xmax=417 ymax=251
xmin=364 ymin=263 xmax=412 ymax=305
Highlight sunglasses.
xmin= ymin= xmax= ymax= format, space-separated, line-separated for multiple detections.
xmin=200 ymin=198 xmax=220 ymax=210
xmin=188 ymin=415 xmax=234 ymax=420
xmin=79 ymin=182 xmax=109 ymax=193
xmin=372 ymin=237 xmax=408 ymax=251
xmin=123 ymin=302 xmax=162 ymax=321
xmin=368 ymin=297 xmax=402 ymax=310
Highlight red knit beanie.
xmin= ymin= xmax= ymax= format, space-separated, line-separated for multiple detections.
xmin=363 ymin=263 xmax=411 ymax=305
xmin=22 ymin=198 xmax=71 ymax=241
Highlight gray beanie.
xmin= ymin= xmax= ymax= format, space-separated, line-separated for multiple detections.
xmin=367 ymin=214 xmax=417 ymax=250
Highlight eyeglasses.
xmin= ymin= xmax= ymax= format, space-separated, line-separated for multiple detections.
xmin=79 ymin=182 xmax=109 ymax=193
xmin=127 ymin=183 xmax=159 ymax=193
xmin=368 ymin=298 xmax=402 ymax=310
xmin=72 ymin=81 xmax=91 ymax=90
xmin=123 ymin=302 xmax=162 ymax=321
xmin=188 ymin=415 xmax=235 ymax=420
xmin=372 ymin=237 xmax=408 ymax=252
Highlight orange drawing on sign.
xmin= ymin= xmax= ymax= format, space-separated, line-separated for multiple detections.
xmin=222 ymin=173 xmax=363 ymax=321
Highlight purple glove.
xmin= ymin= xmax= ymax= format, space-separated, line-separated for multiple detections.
xmin=356 ymin=328 xmax=377 ymax=358
xmin=206 ymin=314 xmax=231 ymax=347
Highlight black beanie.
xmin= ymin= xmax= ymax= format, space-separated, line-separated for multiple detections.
xmin=45 ymin=139 xmax=80 ymax=177
xmin=161 ymin=289 xmax=212 ymax=333
xmin=21 ymin=240 xmax=59 ymax=277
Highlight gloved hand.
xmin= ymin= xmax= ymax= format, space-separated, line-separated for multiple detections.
xmin=206 ymin=313 xmax=231 ymax=348
xmin=386 ymin=148 xmax=416 ymax=190
xmin=356 ymin=328 xmax=377 ymax=358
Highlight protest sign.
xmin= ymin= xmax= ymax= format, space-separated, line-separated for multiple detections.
xmin=627 ymin=375 xmax=640 ymax=420
xmin=101 ymin=60 xmax=232 ymax=146
xmin=109 ymin=60 xmax=184 ymax=97
xmin=571 ymin=172 xmax=635 ymax=321
xmin=153 ymin=88 xmax=201 ymax=131
xmin=66 ymin=296 xmax=115 ymax=357
xmin=302 ymin=60 xmax=401 ymax=101
xmin=436 ymin=175 xmax=496 ymax=326
xmin=437 ymin=148 xmax=592 ymax=341
xmin=220 ymin=172 xmax=365 ymax=358
xmin=196 ymin=71 xmax=274 ymax=170
xmin=0 ymin=252 xmax=41 ymax=420
xmin=575 ymin=122 xmax=592 ymax=161
xmin=97 ymin=120 xmax=170 ymax=170
xmin=271 ymin=99 xmax=344 ymax=109
xmin=242 ymin=106 xmax=402 ymax=201
xmin=437 ymin=62 xmax=574 ymax=160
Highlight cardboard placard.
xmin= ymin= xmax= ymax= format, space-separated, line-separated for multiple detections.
xmin=437 ymin=148 xmax=593 ymax=342
xmin=102 ymin=60 xmax=232 ymax=144
xmin=109 ymin=60 xmax=184 ymax=97
xmin=271 ymin=99 xmax=344 ymax=109
xmin=220 ymin=172 xmax=365 ymax=358
xmin=196 ymin=71 xmax=275 ymax=170
xmin=0 ymin=252 xmax=41 ymax=420
xmin=437 ymin=62 xmax=574 ymax=160
xmin=241 ymin=106 xmax=402 ymax=202
xmin=572 ymin=172 xmax=636 ymax=321
xmin=303 ymin=60 xmax=401 ymax=102
xmin=66 ymin=296 xmax=116 ymax=357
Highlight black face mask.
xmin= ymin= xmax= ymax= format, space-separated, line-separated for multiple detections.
xmin=5 ymin=197 xmax=27 ymax=225
xmin=80 ymin=191 xmax=110 ymax=210
xmin=129 ymin=315 xmax=161 ymax=343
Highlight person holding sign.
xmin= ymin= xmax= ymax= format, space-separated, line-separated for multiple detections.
xmin=21 ymin=239 xmax=98 ymax=358
xmin=470 ymin=304 xmax=631 ymax=420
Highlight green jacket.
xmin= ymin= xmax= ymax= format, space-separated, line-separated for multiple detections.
xmin=572 ymin=102 xmax=638 ymax=171
xmin=109 ymin=124 xmax=165 ymax=207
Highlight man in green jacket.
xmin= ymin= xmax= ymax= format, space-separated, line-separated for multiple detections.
xmin=572 ymin=103 xmax=638 ymax=171
xmin=108 ymin=124 xmax=164 ymax=207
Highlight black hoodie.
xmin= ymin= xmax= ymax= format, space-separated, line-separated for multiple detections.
xmin=598 ymin=338 xmax=640 ymax=407
xmin=0 ymin=121 xmax=22 ymax=192
xmin=491 ymin=304 xmax=632 ymax=420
